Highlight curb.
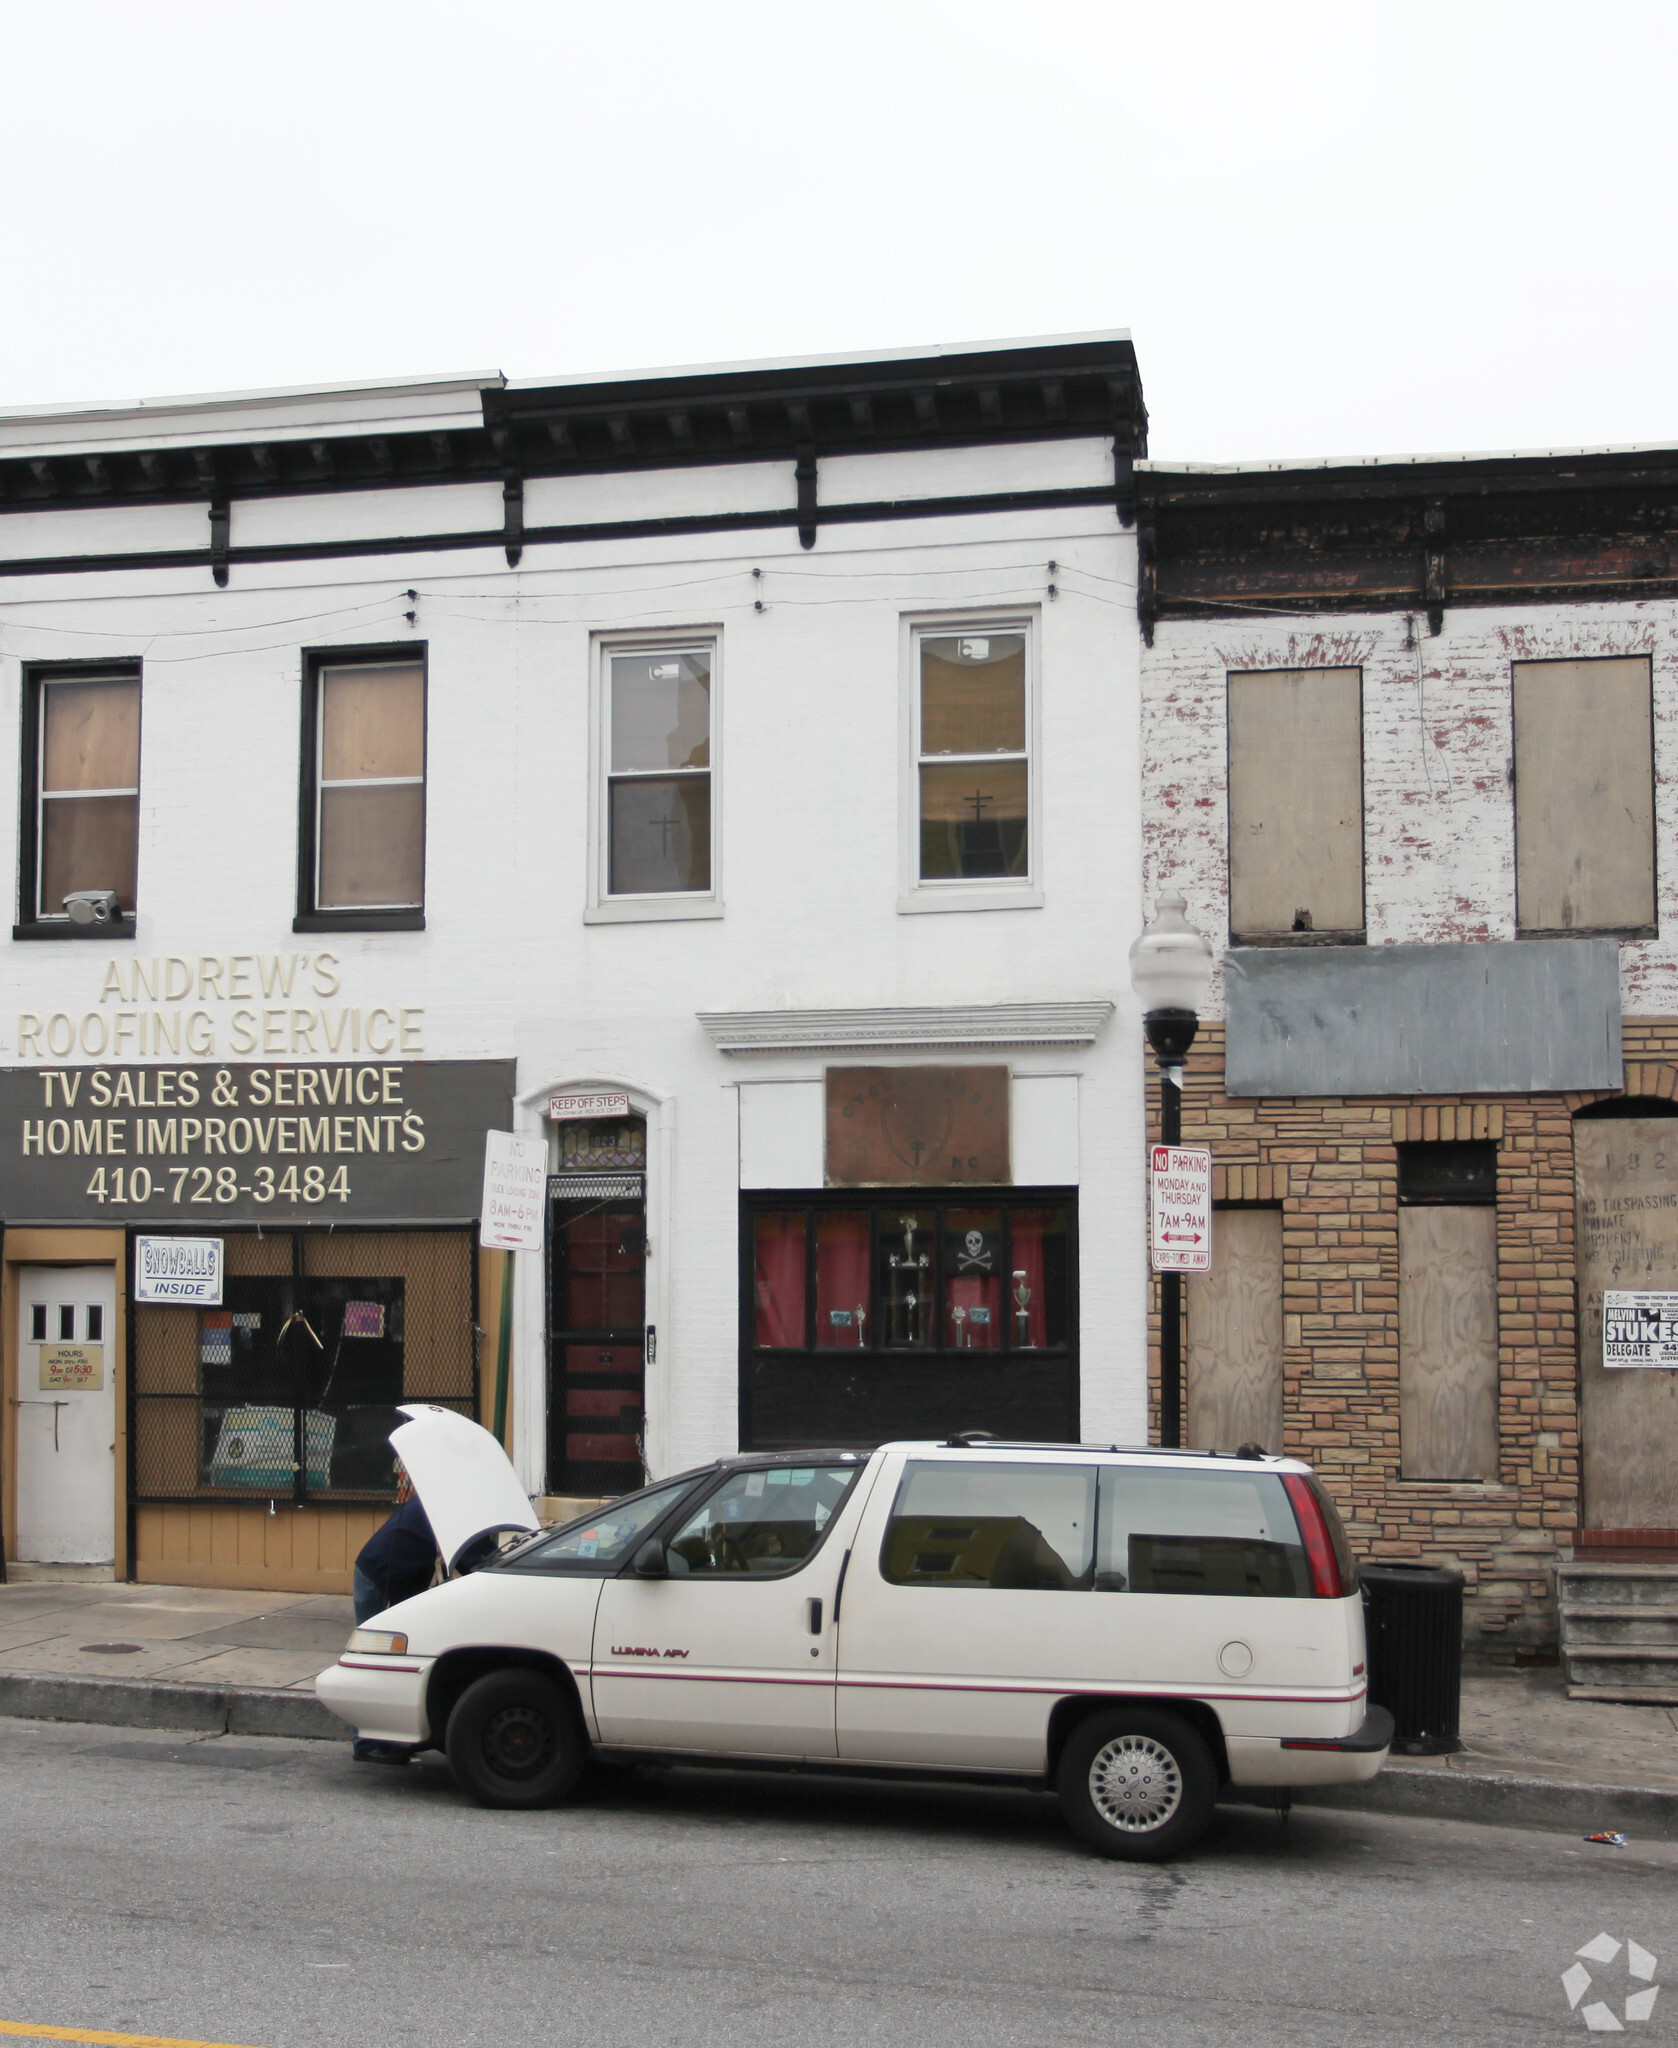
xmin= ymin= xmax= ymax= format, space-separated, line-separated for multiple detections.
xmin=1288 ymin=1763 xmax=1678 ymax=1840
xmin=0 ymin=1671 xmax=341 ymax=1742
xmin=0 ymin=1673 xmax=1673 ymax=1839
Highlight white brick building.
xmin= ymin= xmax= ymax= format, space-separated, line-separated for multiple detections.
xmin=0 ymin=336 xmax=1151 ymax=1590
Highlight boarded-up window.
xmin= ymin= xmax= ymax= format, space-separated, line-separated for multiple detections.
xmin=1227 ymin=669 xmax=1363 ymax=938
xmin=1187 ymin=1208 xmax=1284 ymax=1454
xmin=1399 ymin=1207 xmax=1498 ymax=1480
xmin=1513 ymin=657 xmax=1654 ymax=934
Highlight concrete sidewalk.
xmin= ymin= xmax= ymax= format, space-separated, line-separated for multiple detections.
xmin=0 ymin=1579 xmax=1674 ymax=1834
xmin=0 ymin=1576 xmax=351 ymax=1739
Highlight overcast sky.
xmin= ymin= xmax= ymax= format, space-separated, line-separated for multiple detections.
xmin=2 ymin=1 xmax=1667 ymax=463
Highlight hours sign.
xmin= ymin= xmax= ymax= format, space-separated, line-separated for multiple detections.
xmin=1150 ymin=1144 xmax=1212 ymax=1273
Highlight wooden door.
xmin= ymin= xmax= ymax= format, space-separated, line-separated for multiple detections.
xmin=1398 ymin=1207 xmax=1498 ymax=1480
xmin=1576 ymin=1118 xmax=1678 ymax=1529
xmin=1186 ymin=1209 xmax=1284 ymax=1454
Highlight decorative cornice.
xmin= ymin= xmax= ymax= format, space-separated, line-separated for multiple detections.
xmin=697 ymin=1000 xmax=1116 ymax=1055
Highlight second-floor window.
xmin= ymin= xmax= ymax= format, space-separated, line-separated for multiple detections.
xmin=603 ymin=642 xmax=714 ymax=898
xmin=915 ymin=626 xmax=1031 ymax=885
xmin=1227 ymin=666 xmax=1364 ymax=941
xmin=305 ymin=657 xmax=426 ymax=918
xmin=28 ymin=667 xmax=141 ymax=925
xmin=1513 ymin=656 xmax=1655 ymax=935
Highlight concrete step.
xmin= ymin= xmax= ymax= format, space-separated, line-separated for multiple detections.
xmin=1565 ymin=1647 xmax=1678 ymax=1697
xmin=1561 ymin=1606 xmax=1678 ymax=1647
xmin=1568 ymin=1683 xmax=1678 ymax=1706
xmin=1557 ymin=1563 xmax=1678 ymax=1608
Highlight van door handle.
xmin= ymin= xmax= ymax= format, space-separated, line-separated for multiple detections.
xmin=807 ymin=1597 xmax=823 ymax=1635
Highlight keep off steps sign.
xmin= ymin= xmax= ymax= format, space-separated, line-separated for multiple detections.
xmin=1150 ymin=1144 xmax=1212 ymax=1273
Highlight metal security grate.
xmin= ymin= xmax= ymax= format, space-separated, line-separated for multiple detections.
xmin=130 ymin=1227 xmax=477 ymax=1505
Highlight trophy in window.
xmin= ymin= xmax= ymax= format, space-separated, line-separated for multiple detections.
xmin=1013 ymin=1269 xmax=1033 ymax=1349
xmin=887 ymin=1214 xmax=931 ymax=1345
xmin=854 ymin=1303 xmax=867 ymax=1349
xmin=952 ymin=1303 xmax=967 ymax=1349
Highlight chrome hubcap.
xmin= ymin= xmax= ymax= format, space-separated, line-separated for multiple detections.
xmin=1088 ymin=1733 xmax=1184 ymax=1833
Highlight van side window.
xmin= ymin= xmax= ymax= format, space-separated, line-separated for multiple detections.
xmin=881 ymin=1461 xmax=1095 ymax=1589
xmin=1096 ymin=1467 xmax=1310 ymax=1597
xmin=665 ymin=1464 xmax=857 ymax=1578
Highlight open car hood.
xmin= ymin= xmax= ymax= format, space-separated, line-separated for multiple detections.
xmin=389 ymin=1403 xmax=539 ymax=1571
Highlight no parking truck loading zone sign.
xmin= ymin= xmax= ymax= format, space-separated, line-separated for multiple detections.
xmin=1602 ymin=1289 xmax=1678 ymax=1367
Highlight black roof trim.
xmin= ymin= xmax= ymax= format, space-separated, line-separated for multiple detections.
xmin=0 ymin=339 xmax=1146 ymax=521
xmin=1137 ymin=442 xmax=1678 ymax=636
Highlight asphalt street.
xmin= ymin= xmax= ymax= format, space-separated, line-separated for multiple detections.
xmin=0 ymin=1716 xmax=1669 ymax=2048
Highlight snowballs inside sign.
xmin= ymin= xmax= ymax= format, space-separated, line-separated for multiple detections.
xmin=480 ymin=1131 xmax=546 ymax=1253
xmin=136 ymin=1236 xmax=223 ymax=1304
xmin=1150 ymin=1145 xmax=1212 ymax=1274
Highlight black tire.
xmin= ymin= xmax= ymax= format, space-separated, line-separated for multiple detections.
xmin=444 ymin=1668 xmax=587 ymax=1810
xmin=1056 ymin=1707 xmax=1217 ymax=1862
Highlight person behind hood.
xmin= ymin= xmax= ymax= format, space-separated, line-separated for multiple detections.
xmin=354 ymin=1461 xmax=498 ymax=1623
xmin=349 ymin=1462 xmax=499 ymax=1765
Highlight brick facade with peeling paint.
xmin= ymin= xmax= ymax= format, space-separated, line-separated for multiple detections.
xmin=1142 ymin=594 xmax=1678 ymax=1658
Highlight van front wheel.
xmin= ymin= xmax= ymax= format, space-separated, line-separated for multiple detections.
xmin=445 ymin=1669 xmax=587 ymax=1810
xmin=1057 ymin=1707 xmax=1216 ymax=1862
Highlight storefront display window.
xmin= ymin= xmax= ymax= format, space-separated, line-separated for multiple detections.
xmin=132 ymin=1229 xmax=476 ymax=1505
xmin=740 ymin=1191 xmax=1077 ymax=1450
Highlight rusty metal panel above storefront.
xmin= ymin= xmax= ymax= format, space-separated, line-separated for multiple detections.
xmin=1224 ymin=940 xmax=1622 ymax=1098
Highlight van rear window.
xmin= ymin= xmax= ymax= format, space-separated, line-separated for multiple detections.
xmin=1095 ymin=1468 xmax=1311 ymax=1598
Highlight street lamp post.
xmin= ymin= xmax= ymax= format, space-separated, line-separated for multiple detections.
xmin=1129 ymin=891 xmax=1214 ymax=1450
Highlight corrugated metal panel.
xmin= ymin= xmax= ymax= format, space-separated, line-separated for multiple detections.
xmin=1224 ymin=940 xmax=1622 ymax=1098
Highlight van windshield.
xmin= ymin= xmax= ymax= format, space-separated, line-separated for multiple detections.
xmin=502 ymin=1476 xmax=698 ymax=1573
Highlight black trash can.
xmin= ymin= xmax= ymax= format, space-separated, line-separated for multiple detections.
xmin=1361 ymin=1561 xmax=1464 ymax=1755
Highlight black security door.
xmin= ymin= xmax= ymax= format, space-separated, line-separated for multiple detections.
xmin=546 ymin=1135 xmax=649 ymax=1498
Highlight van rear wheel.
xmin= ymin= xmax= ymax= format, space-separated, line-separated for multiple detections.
xmin=1057 ymin=1707 xmax=1216 ymax=1862
xmin=445 ymin=1668 xmax=587 ymax=1810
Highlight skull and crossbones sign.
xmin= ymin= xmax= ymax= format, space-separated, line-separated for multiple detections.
xmin=957 ymin=1229 xmax=993 ymax=1273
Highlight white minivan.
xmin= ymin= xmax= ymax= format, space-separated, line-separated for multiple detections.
xmin=317 ymin=1407 xmax=1391 ymax=1861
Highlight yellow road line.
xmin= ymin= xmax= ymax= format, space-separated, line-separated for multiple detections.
xmin=0 ymin=2025 xmax=267 ymax=2048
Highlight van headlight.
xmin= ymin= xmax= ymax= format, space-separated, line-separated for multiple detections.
xmin=345 ymin=1628 xmax=409 ymax=1655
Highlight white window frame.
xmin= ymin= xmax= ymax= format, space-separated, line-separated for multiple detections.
xmin=313 ymin=658 xmax=426 ymax=914
xmin=899 ymin=610 xmax=1042 ymax=914
xmin=587 ymin=628 xmax=723 ymax=925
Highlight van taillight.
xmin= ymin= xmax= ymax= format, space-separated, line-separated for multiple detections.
xmin=1282 ymin=1474 xmax=1344 ymax=1599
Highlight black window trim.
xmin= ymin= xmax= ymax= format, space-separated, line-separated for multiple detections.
xmin=295 ymin=641 xmax=428 ymax=933
xmin=14 ymin=657 xmax=142 ymax=941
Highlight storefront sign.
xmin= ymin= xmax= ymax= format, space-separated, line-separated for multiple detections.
xmin=1150 ymin=1144 xmax=1213 ymax=1273
xmin=1603 ymin=1290 xmax=1678 ymax=1367
xmin=480 ymin=1130 xmax=547 ymax=1252
xmin=825 ymin=1066 xmax=1009 ymax=1186
xmin=548 ymin=1091 xmax=631 ymax=1121
xmin=135 ymin=1236 xmax=224 ymax=1304
xmin=40 ymin=1344 xmax=102 ymax=1389
xmin=1 ymin=1060 xmax=514 ymax=1224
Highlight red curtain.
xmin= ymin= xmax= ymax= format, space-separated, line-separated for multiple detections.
xmin=816 ymin=1212 xmax=871 ymax=1347
xmin=1009 ymin=1211 xmax=1053 ymax=1348
xmin=754 ymin=1211 xmax=806 ymax=1348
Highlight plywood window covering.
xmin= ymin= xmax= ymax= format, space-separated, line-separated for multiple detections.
xmin=1398 ymin=1206 xmax=1499 ymax=1481
xmin=1186 ymin=1208 xmax=1284 ymax=1454
xmin=1513 ymin=657 xmax=1655 ymax=934
xmin=1227 ymin=668 xmax=1363 ymax=938
xmin=131 ymin=1228 xmax=475 ymax=1505
xmin=315 ymin=662 xmax=425 ymax=910
xmin=917 ymin=628 xmax=1030 ymax=882
xmin=35 ymin=671 xmax=141 ymax=919
xmin=606 ymin=644 xmax=713 ymax=895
